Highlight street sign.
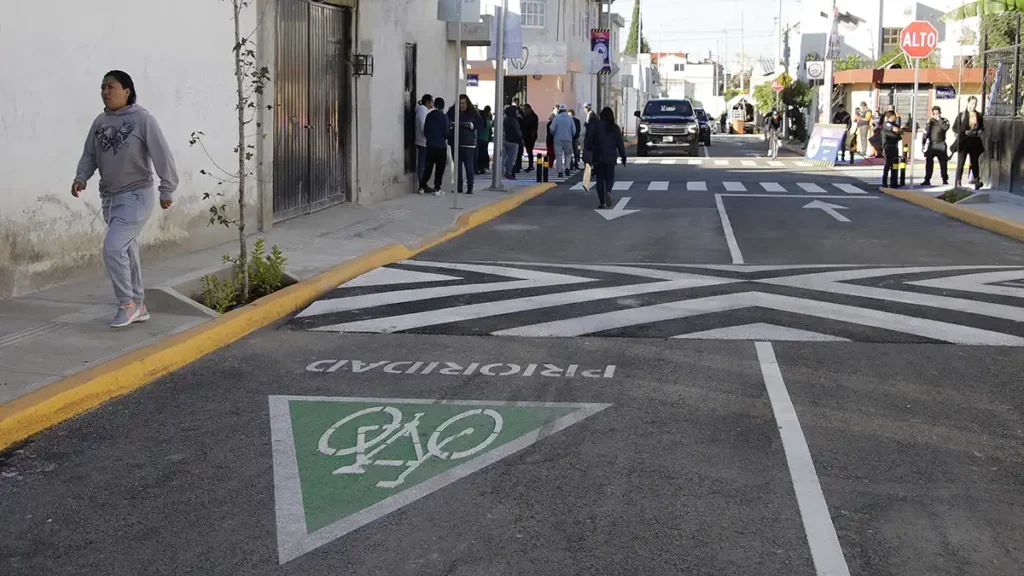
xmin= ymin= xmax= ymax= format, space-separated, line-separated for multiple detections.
xmin=772 ymin=80 xmax=784 ymax=92
xmin=805 ymin=61 xmax=825 ymax=81
xmin=466 ymin=73 xmax=479 ymax=87
xmin=900 ymin=21 xmax=938 ymax=59
xmin=269 ymin=396 xmax=611 ymax=564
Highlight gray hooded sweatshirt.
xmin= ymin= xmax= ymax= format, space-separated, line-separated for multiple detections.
xmin=74 ymin=104 xmax=179 ymax=201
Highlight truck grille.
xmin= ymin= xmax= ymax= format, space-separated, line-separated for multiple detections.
xmin=649 ymin=123 xmax=694 ymax=134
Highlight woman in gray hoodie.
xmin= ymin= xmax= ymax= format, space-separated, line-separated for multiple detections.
xmin=72 ymin=70 xmax=179 ymax=328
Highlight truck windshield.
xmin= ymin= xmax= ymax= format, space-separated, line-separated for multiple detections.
xmin=643 ymin=101 xmax=694 ymax=117
xmin=695 ymin=108 xmax=708 ymax=120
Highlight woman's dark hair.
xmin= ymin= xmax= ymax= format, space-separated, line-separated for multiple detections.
xmin=459 ymin=93 xmax=475 ymax=109
xmin=600 ymin=106 xmax=616 ymax=129
xmin=434 ymin=97 xmax=446 ymax=111
xmin=104 ymin=70 xmax=137 ymax=105
xmin=420 ymin=93 xmax=434 ymax=105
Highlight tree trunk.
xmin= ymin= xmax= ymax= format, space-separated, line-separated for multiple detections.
xmin=233 ymin=0 xmax=250 ymax=302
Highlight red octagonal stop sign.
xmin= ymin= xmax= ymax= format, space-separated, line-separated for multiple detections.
xmin=900 ymin=21 xmax=939 ymax=59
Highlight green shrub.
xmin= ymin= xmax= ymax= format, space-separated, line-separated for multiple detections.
xmin=940 ymin=188 xmax=973 ymax=203
xmin=200 ymin=238 xmax=288 ymax=313
xmin=200 ymin=274 xmax=238 ymax=313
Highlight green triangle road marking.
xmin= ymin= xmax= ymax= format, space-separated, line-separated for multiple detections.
xmin=269 ymin=396 xmax=612 ymax=564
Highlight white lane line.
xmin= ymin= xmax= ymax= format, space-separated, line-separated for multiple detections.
xmin=797 ymin=183 xmax=826 ymax=193
xmin=741 ymin=160 xmax=757 ymax=167
xmin=723 ymin=181 xmax=746 ymax=192
xmin=760 ymin=182 xmax=787 ymax=192
xmin=648 ymin=181 xmax=670 ymax=191
xmin=687 ymin=181 xmax=708 ymax=191
xmin=612 ymin=180 xmax=633 ymax=191
xmin=768 ymin=160 xmax=785 ymax=167
xmin=493 ymin=291 xmax=1024 ymax=344
xmin=662 ymin=159 xmax=677 ymax=165
xmin=313 ymin=275 xmax=740 ymax=333
xmin=688 ymin=158 xmax=703 ymax=165
xmin=716 ymin=194 xmax=744 ymax=264
xmin=296 ymin=263 xmax=596 ymax=318
xmin=755 ymin=342 xmax=852 ymax=576
xmin=715 ymin=160 xmax=729 ymax=166
xmin=703 ymin=145 xmax=710 ymax=158
xmin=833 ymin=183 xmax=868 ymax=195
xmin=718 ymin=194 xmax=879 ymax=199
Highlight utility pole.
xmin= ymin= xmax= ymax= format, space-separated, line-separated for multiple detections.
xmin=489 ymin=0 xmax=508 ymax=190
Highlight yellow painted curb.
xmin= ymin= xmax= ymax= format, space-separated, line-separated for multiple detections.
xmin=880 ymin=187 xmax=1024 ymax=243
xmin=0 ymin=182 xmax=556 ymax=451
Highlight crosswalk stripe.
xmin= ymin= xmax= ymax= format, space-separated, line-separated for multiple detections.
xmin=635 ymin=158 xmax=650 ymax=164
xmin=760 ymin=182 xmax=786 ymax=192
xmin=688 ymin=159 xmax=702 ymax=165
xmin=741 ymin=160 xmax=757 ymax=167
xmin=794 ymin=161 xmax=812 ymax=167
xmin=491 ymin=291 xmax=1024 ymax=344
xmin=312 ymin=276 xmax=739 ymax=334
xmin=612 ymin=180 xmax=633 ymax=191
xmin=714 ymin=160 xmax=729 ymax=166
xmin=662 ymin=159 xmax=677 ymax=165
xmin=834 ymin=183 xmax=868 ymax=194
xmin=649 ymin=181 xmax=669 ymax=191
xmin=768 ymin=161 xmax=785 ymax=167
xmin=687 ymin=181 xmax=707 ymax=191
xmin=798 ymin=183 xmax=826 ymax=193
xmin=723 ymin=181 xmax=746 ymax=192
xmin=570 ymin=183 xmax=585 ymax=190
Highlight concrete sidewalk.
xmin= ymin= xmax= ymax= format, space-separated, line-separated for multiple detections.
xmin=881 ymin=186 xmax=1024 ymax=243
xmin=0 ymin=180 xmax=539 ymax=406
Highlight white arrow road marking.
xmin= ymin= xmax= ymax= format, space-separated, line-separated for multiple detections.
xmin=596 ymin=197 xmax=639 ymax=220
xmin=296 ymin=263 xmax=596 ymax=318
xmin=492 ymin=291 xmax=1024 ymax=345
xmin=311 ymin=275 xmax=740 ymax=333
xmin=803 ymin=200 xmax=850 ymax=222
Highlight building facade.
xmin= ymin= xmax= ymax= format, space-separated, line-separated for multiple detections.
xmin=0 ymin=0 xmax=459 ymax=298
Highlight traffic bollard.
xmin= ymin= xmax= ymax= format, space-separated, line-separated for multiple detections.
xmin=536 ymin=154 xmax=543 ymax=182
xmin=542 ymin=155 xmax=549 ymax=182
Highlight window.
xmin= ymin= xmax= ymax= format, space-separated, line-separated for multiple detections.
xmin=882 ymin=27 xmax=901 ymax=51
xmin=522 ymin=0 xmax=546 ymax=28
xmin=643 ymin=100 xmax=695 ymax=117
xmin=674 ymin=63 xmax=685 ymax=72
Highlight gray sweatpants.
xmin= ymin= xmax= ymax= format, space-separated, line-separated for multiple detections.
xmin=102 ymin=189 xmax=154 ymax=306
xmin=555 ymin=140 xmax=573 ymax=173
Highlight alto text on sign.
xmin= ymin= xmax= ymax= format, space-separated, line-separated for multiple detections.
xmin=900 ymin=21 xmax=938 ymax=59
xmin=306 ymin=359 xmax=617 ymax=379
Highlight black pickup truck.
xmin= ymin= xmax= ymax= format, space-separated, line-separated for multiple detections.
xmin=633 ymin=98 xmax=700 ymax=157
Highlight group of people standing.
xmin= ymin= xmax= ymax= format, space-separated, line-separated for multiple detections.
xmin=832 ymin=97 xmax=986 ymax=190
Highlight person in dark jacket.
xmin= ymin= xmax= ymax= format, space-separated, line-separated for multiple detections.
xmin=921 ymin=106 xmax=950 ymax=186
xmin=545 ymin=106 xmax=557 ymax=170
xmin=583 ymin=107 xmax=627 ymax=209
xmin=569 ymin=109 xmax=582 ymax=170
xmin=953 ymin=96 xmax=985 ymax=190
xmin=419 ymin=97 xmax=449 ymax=195
xmin=831 ymin=104 xmax=852 ymax=163
xmin=880 ymin=111 xmax=902 ymax=189
xmin=521 ymin=104 xmax=539 ymax=172
xmin=447 ymin=94 xmax=483 ymax=194
xmin=476 ymin=106 xmax=492 ymax=175
xmin=502 ymin=105 xmax=525 ymax=180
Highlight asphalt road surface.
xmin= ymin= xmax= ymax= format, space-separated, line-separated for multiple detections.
xmin=3 ymin=134 xmax=1023 ymax=576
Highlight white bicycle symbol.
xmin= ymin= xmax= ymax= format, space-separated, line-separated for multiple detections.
xmin=317 ymin=406 xmax=503 ymax=489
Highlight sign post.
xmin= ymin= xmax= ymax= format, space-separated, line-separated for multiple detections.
xmin=900 ymin=20 xmax=938 ymax=191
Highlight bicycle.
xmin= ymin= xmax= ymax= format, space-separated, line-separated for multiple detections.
xmin=767 ymin=128 xmax=779 ymax=160
xmin=317 ymin=405 xmax=504 ymax=489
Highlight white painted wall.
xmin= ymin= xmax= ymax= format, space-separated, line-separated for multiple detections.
xmin=0 ymin=0 xmax=257 ymax=297
xmin=353 ymin=0 xmax=456 ymax=204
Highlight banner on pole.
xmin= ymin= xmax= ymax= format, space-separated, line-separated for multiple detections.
xmin=590 ymin=29 xmax=611 ymax=74
xmin=804 ymin=123 xmax=846 ymax=166
xmin=487 ymin=7 xmax=523 ymax=60
xmin=437 ymin=0 xmax=481 ymax=22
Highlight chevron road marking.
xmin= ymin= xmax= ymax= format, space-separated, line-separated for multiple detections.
xmin=907 ymin=270 xmax=1024 ymax=298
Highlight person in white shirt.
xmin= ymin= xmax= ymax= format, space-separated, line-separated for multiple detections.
xmin=414 ymin=94 xmax=433 ymax=184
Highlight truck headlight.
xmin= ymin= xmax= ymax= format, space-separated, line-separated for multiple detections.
xmin=687 ymin=123 xmax=698 ymax=133
xmin=639 ymin=123 xmax=650 ymax=133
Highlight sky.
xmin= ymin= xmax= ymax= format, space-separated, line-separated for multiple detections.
xmin=613 ymin=0 xmax=807 ymax=62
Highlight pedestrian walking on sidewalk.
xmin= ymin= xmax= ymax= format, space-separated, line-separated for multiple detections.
xmin=447 ymin=94 xmax=483 ymax=194
xmin=551 ymin=105 xmax=577 ymax=177
xmin=569 ymin=109 xmax=582 ymax=170
xmin=72 ymin=70 xmax=178 ymax=328
xmin=921 ymin=106 xmax=950 ymax=186
xmin=477 ymin=106 xmax=492 ymax=174
xmin=831 ymin=104 xmax=852 ymax=163
xmin=953 ymin=96 xmax=985 ymax=190
xmin=545 ymin=107 xmax=557 ymax=169
xmin=584 ymin=107 xmax=627 ymax=210
xmin=419 ymin=97 xmax=449 ymax=195
xmin=880 ymin=110 xmax=902 ymax=188
xmin=521 ymin=104 xmax=539 ymax=172
xmin=414 ymin=94 xmax=433 ymax=183
xmin=502 ymin=105 xmax=525 ymax=180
